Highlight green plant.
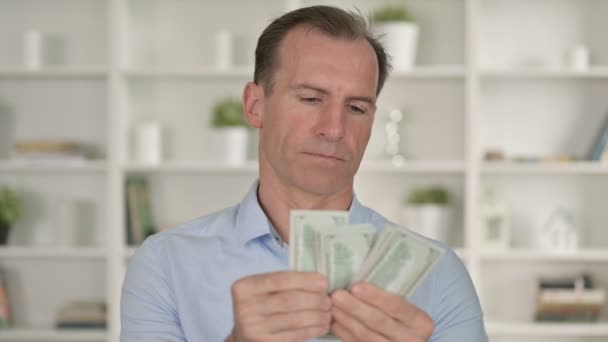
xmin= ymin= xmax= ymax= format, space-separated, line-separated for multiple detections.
xmin=371 ymin=5 xmax=414 ymax=23
xmin=211 ymin=98 xmax=248 ymax=128
xmin=406 ymin=186 xmax=450 ymax=206
xmin=0 ymin=187 xmax=22 ymax=225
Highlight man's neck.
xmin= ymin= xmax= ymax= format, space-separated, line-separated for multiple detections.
xmin=257 ymin=174 xmax=353 ymax=244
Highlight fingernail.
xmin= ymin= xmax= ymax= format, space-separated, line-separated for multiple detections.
xmin=333 ymin=290 xmax=346 ymax=302
xmin=351 ymin=284 xmax=363 ymax=295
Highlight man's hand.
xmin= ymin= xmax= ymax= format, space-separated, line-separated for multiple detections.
xmin=330 ymin=282 xmax=435 ymax=342
xmin=227 ymin=271 xmax=332 ymax=342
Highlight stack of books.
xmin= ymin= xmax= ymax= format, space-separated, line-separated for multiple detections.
xmin=14 ymin=140 xmax=88 ymax=162
xmin=535 ymin=274 xmax=605 ymax=322
xmin=56 ymin=300 xmax=106 ymax=329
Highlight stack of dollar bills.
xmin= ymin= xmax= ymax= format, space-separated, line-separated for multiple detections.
xmin=289 ymin=210 xmax=445 ymax=298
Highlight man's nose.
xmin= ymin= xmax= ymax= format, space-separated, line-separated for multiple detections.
xmin=315 ymin=102 xmax=345 ymax=142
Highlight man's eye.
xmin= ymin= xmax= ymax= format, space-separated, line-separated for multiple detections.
xmin=349 ymin=105 xmax=366 ymax=114
xmin=300 ymin=97 xmax=321 ymax=103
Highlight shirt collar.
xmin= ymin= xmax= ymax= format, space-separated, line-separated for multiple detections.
xmin=235 ymin=180 xmax=368 ymax=246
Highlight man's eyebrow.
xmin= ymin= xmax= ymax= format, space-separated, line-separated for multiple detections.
xmin=290 ymin=83 xmax=376 ymax=105
xmin=290 ymin=83 xmax=329 ymax=95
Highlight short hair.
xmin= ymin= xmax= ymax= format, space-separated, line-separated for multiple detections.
xmin=253 ymin=5 xmax=391 ymax=96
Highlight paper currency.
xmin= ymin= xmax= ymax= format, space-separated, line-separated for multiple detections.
xmin=354 ymin=224 xmax=445 ymax=298
xmin=289 ymin=210 xmax=445 ymax=297
xmin=314 ymin=224 xmax=376 ymax=291
xmin=289 ymin=210 xmax=348 ymax=271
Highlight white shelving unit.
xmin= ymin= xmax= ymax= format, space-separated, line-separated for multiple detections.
xmin=0 ymin=0 xmax=607 ymax=341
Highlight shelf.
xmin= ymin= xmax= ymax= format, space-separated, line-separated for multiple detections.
xmin=389 ymin=66 xmax=466 ymax=79
xmin=482 ymin=161 xmax=608 ymax=175
xmin=0 ymin=160 xmax=107 ymax=173
xmin=124 ymin=160 xmax=259 ymax=173
xmin=480 ymin=249 xmax=608 ymax=262
xmin=481 ymin=67 xmax=608 ymax=79
xmin=124 ymin=66 xmax=253 ymax=79
xmin=124 ymin=160 xmax=465 ymax=174
xmin=0 ymin=247 xmax=106 ymax=259
xmin=0 ymin=67 xmax=108 ymax=79
xmin=0 ymin=328 xmax=107 ymax=341
xmin=486 ymin=321 xmax=608 ymax=336
xmin=124 ymin=66 xmax=467 ymax=80
xmin=360 ymin=160 xmax=465 ymax=173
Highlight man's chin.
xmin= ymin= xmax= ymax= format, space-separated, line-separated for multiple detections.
xmin=292 ymin=172 xmax=352 ymax=197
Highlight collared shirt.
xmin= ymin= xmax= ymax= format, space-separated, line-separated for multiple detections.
xmin=121 ymin=182 xmax=488 ymax=341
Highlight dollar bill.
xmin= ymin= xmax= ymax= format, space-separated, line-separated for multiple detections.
xmin=354 ymin=224 xmax=445 ymax=298
xmin=289 ymin=210 xmax=348 ymax=271
xmin=314 ymin=224 xmax=376 ymax=291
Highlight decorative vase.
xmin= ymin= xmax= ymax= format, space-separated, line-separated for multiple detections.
xmin=479 ymin=188 xmax=510 ymax=250
xmin=376 ymin=22 xmax=419 ymax=70
xmin=0 ymin=223 xmax=10 ymax=245
xmin=403 ymin=204 xmax=451 ymax=243
xmin=133 ymin=121 xmax=163 ymax=165
xmin=220 ymin=127 xmax=248 ymax=164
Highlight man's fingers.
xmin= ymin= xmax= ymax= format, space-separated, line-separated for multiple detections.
xmin=241 ymin=290 xmax=331 ymax=315
xmin=265 ymin=310 xmax=331 ymax=333
xmin=331 ymin=321 xmax=358 ymax=342
xmin=351 ymin=282 xmax=434 ymax=336
xmin=331 ymin=306 xmax=390 ymax=342
xmin=231 ymin=271 xmax=328 ymax=299
xmin=332 ymin=289 xmax=399 ymax=335
xmin=270 ymin=325 xmax=329 ymax=341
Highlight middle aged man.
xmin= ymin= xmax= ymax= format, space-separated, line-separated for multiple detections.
xmin=121 ymin=6 xmax=488 ymax=342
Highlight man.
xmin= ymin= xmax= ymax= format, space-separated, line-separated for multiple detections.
xmin=121 ymin=5 xmax=488 ymax=342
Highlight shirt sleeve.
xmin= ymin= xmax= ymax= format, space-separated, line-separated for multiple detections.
xmin=430 ymin=250 xmax=489 ymax=342
xmin=121 ymin=237 xmax=186 ymax=342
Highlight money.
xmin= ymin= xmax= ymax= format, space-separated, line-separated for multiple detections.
xmin=289 ymin=210 xmax=445 ymax=297
xmin=354 ymin=224 xmax=444 ymax=298
xmin=314 ymin=224 xmax=376 ymax=291
xmin=289 ymin=210 xmax=348 ymax=271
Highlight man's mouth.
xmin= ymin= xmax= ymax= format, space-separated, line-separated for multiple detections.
xmin=303 ymin=152 xmax=345 ymax=162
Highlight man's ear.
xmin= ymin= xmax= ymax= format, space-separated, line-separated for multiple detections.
xmin=242 ymin=82 xmax=264 ymax=128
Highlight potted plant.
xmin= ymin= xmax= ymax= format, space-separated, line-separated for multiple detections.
xmin=403 ymin=186 xmax=451 ymax=242
xmin=0 ymin=187 xmax=22 ymax=245
xmin=371 ymin=4 xmax=419 ymax=70
xmin=211 ymin=98 xmax=249 ymax=164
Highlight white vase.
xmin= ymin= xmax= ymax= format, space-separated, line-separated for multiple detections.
xmin=220 ymin=127 xmax=248 ymax=164
xmin=403 ymin=205 xmax=450 ymax=242
xmin=376 ymin=22 xmax=419 ymax=70
xmin=133 ymin=121 xmax=163 ymax=164
xmin=215 ymin=30 xmax=233 ymax=70
xmin=24 ymin=30 xmax=42 ymax=70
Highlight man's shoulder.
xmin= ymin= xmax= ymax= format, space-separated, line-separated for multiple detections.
xmin=142 ymin=205 xmax=240 ymax=253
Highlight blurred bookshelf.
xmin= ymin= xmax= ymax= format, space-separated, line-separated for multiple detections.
xmin=0 ymin=0 xmax=607 ymax=341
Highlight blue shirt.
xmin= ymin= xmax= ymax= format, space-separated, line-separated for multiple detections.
xmin=121 ymin=182 xmax=488 ymax=341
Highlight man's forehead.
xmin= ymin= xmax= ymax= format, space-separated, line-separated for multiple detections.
xmin=276 ymin=25 xmax=379 ymax=93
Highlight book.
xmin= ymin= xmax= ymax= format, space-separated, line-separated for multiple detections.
xmin=588 ymin=111 xmax=608 ymax=161
xmin=539 ymin=274 xmax=593 ymax=289
xmin=126 ymin=177 xmax=143 ymax=245
xmin=538 ymin=288 xmax=605 ymax=304
xmin=535 ymin=273 xmax=605 ymax=322
xmin=56 ymin=300 xmax=106 ymax=330
xmin=0 ymin=270 xmax=11 ymax=329
xmin=125 ymin=176 xmax=156 ymax=245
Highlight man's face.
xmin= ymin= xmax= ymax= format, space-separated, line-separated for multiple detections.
xmin=257 ymin=26 xmax=379 ymax=196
